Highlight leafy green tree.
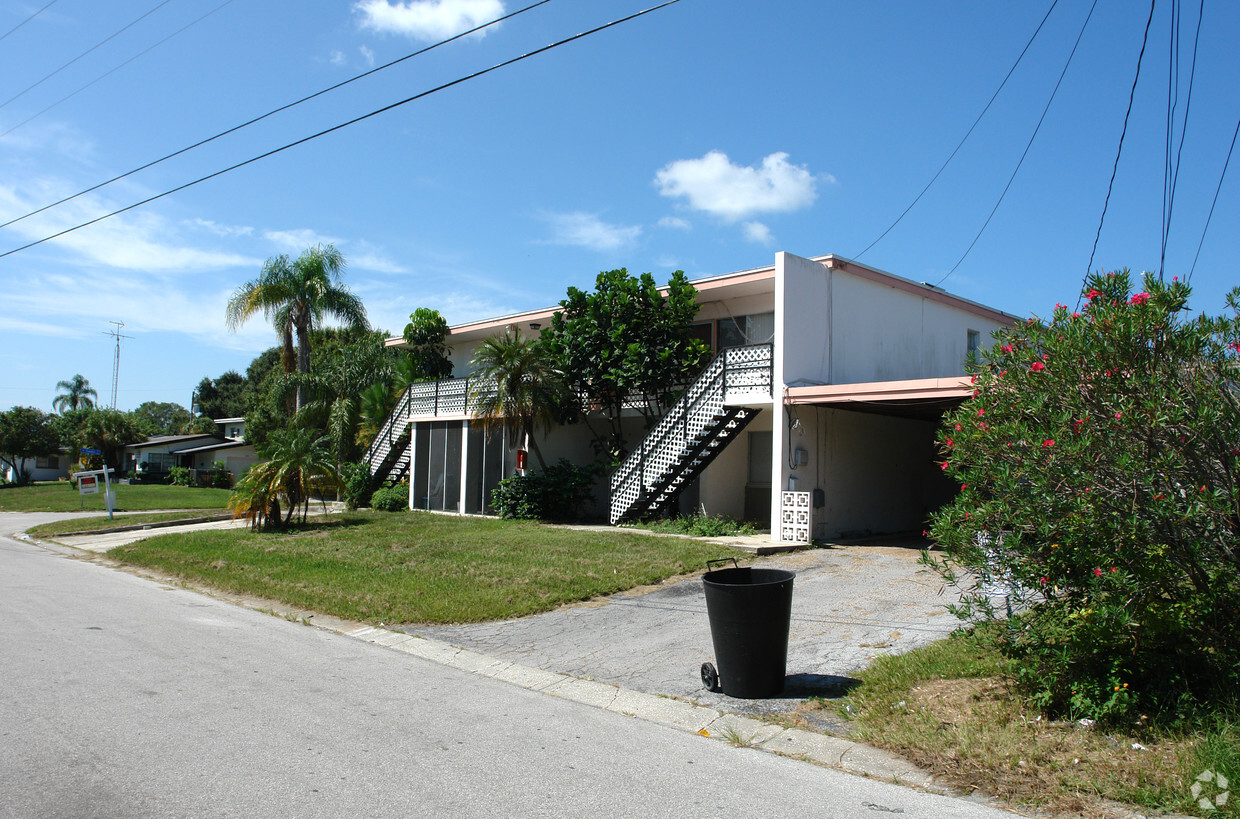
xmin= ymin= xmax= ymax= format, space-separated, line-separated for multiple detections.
xmin=925 ymin=270 xmax=1240 ymax=723
xmin=53 ymin=374 xmax=97 ymax=412
xmin=76 ymin=408 xmax=147 ymax=471
xmin=401 ymin=307 xmax=453 ymax=381
xmin=284 ymin=334 xmax=397 ymax=465
xmin=468 ymin=329 xmax=566 ymax=470
xmin=0 ymin=407 xmax=61 ymax=484
xmin=131 ymin=401 xmax=194 ymax=436
xmin=194 ymin=371 xmax=248 ymax=420
xmin=225 ymin=244 xmax=369 ymax=412
xmin=541 ymin=269 xmax=710 ymax=460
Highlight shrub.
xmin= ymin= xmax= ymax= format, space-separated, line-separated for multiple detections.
xmin=211 ymin=469 xmax=233 ymax=489
xmin=168 ymin=466 xmax=193 ymax=487
xmin=370 ymin=483 xmax=408 ymax=512
xmin=490 ymin=459 xmax=599 ymax=521
xmin=925 ymin=271 xmax=1240 ymax=723
xmin=339 ymin=461 xmax=375 ymax=510
xmin=637 ymin=515 xmax=758 ymax=538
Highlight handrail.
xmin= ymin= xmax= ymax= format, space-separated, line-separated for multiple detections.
xmin=609 ymin=343 xmax=773 ymax=522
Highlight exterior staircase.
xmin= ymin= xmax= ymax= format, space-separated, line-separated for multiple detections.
xmin=363 ymin=387 xmax=415 ymax=485
xmin=609 ymin=343 xmax=773 ymax=524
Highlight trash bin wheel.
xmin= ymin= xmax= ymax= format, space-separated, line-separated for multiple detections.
xmin=700 ymin=662 xmax=719 ymax=692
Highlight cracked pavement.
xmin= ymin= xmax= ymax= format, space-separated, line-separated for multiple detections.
xmin=403 ymin=539 xmax=963 ymax=721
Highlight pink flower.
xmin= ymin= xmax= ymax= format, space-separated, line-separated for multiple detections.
xmin=954 ymin=423 xmax=963 ymax=432
xmin=1001 ymin=345 xmax=1013 ymax=353
xmin=1130 ymin=292 xmax=1150 ymax=305
xmin=1030 ymin=361 xmax=1046 ymax=372
xmin=940 ymin=462 xmax=948 ymax=471
xmin=1040 ymin=577 xmax=1048 ymax=586
xmin=1114 ymin=412 xmax=1122 ymax=420
xmin=1094 ymin=568 xmax=1103 ymax=577
xmin=944 ymin=438 xmax=954 ymax=448
xmin=1071 ymin=312 xmax=1081 ymax=319
xmin=979 ymin=422 xmax=989 ymax=430
xmin=1110 ymin=567 xmax=1118 ymax=573
xmin=1042 ymin=439 xmax=1055 ymax=448
xmin=1086 ymin=289 xmax=1101 ymax=300
xmin=977 ymin=409 xmax=985 ymax=417
xmin=1055 ymin=303 xmax=1067 ymax=310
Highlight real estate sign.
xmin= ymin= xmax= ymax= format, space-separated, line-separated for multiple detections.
xmin=78 ymin=475 xmax=99 ymax=495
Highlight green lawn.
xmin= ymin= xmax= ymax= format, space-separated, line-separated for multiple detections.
xmin=0 ymin=482 xmax=231 ymax=512
xmin=108 ymin=511 xmax=747 ymax=624
xmin=25 ymin=511 xmax=231 ymax=538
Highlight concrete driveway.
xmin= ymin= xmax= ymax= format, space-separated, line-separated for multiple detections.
xmin=405 ymin=537 xmax=964 ymax=721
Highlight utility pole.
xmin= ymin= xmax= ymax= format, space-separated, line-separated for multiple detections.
xmin=104 ymin=321 xmax=134 ymax=410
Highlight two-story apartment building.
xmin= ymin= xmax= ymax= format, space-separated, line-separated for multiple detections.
xmin=372 ymin=252 xmax=1017 ymax=543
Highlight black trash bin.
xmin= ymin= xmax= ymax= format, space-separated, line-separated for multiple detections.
xmin=702 ymin=566 xmax=795 ymax=698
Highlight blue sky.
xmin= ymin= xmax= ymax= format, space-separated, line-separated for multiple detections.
xmin=1 ymin=0 xmax=1236 ymax=414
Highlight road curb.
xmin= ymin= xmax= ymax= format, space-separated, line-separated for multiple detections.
xmin=344 ymin=624 xmax=952 ymax=796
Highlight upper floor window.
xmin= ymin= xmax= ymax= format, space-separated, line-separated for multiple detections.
xmin=966 ymin=329 xmax=981 ymax=360
xmin=718 ymin=312 xmax=775 ymax=350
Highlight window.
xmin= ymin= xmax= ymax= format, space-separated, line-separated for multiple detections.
xmin=966 ymin=329 xmax=981 ymax=360
xmin=718 ymin=312 xmax=775 ymax=350
xmin=36 ymin=455 xmax=59 ymax=469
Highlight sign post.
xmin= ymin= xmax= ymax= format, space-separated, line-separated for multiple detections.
xmin=75 ymin=466 xmax=115 ymax=520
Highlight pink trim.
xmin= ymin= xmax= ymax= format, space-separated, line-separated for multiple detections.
xmin=785 ymin=377 xmax=972 ymax=405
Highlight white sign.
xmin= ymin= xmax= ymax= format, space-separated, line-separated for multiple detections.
xmin=79 ymin=475 xmax=99 ymax=495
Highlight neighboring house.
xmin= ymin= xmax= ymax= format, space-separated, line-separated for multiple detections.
xmin=2 ymin=450 xmax=71 ymax=483
xmin=123 ymin=419 xmax=255 ymax=483
xmin=371 ymin=252 xmax=1019 ymax=543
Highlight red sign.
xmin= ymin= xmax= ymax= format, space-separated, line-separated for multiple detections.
xmin=515 ymin=449 xmax=527 ymax=471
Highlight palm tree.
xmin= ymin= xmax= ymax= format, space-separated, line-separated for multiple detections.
xmin=225 ymin=245 xmax=369 ymax=411
xmin=53 ymin=374 xmax=97 ymax=412
xmin=229 ymin=427 xmax=342 ymax=528
xmin=468 ymin=330 xmax=565 ymax=470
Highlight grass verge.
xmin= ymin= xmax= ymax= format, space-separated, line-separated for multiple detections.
xmin=832 ymin=625 xmax=1238 ymax=817
xmin=26 ymin=511 xmax=229 ymax=538
xmin=0 ymin=482 xmax=231 ymax=512
xmin=107 ymin=511 xmax=747 ymax=624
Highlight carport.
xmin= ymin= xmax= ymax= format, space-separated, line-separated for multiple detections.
xmin=781 ymin=377 xmax=972 ymax=541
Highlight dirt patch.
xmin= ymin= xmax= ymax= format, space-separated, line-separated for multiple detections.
xmin=865 ymin=676 xmax=1192 ymax=818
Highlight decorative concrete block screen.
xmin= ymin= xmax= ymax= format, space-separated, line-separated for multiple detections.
xmin=781 ymin=491 xmax=812 ymax=544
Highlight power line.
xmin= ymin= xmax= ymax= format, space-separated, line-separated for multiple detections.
xmin=0 ymin=0 xmax=60 ymax=44
xmin=0 ymin=0 xmax=686 ymax=261
xmin=1161 ymin=0 xmax=1203 ymax=280
xmin=0 ymin=0 xmax=238 ymax=141
xmin=1187 ymin=114 xmax=1239 ymax=283
xmin=0 ymin=0 xmax=175 ymax=111
xmin=934 ymin=0 xmax=1099 ymax=287
xmin=0 ymin=0 xmax=555 ymax=231
xmin=854 ymin=0 xmax=1061 ymax=261
xmin=1083 ymin=0 xmax=1157 ymax=295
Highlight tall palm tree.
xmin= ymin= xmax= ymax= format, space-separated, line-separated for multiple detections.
xmin=53 ymin=374 xmax=97 ymax=412
xmin=225 ymin=244 xmax=369 ymax=411
xmin=468 ymin=330 xmax=565 ymax=471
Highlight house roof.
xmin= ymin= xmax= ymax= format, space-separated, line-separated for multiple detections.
xmin=174 ymin=440 xmax=254 ymax=456
xmin=382 ymin=253 xmax=1020 ymax=349
xmin=127 ymin=433 xmax=223 ymax=451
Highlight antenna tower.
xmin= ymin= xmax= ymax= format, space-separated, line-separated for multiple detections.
xmin=104 ymin=321 xmax=134 ymax=409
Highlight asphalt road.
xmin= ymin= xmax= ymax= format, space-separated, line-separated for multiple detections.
xmin=0 ymin=516 xmax=1015 ymax=818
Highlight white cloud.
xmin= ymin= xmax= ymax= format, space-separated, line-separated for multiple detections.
xmin=190 ymin=218 xmax=254 ymax=238
xmin=539 ymin=211 xmax=641 ymax=252
xmin=654 ymin=151 xmax=818 ymax=221
xmin=330 ymin=50 xmax=347 ymax=66
xmin=355 ymin=0 xmax=504 ymax=41
xmin=263 ymin=229 xmax=341 ymax=253
xmin=658 ymin=216 xmax=691 ymax=230
xmin=353 ymin=251 xmax=407 ymax=274
xmin=0 ymin=184 xmax=258 ymax=273
xmin=359 ymin=45 xmax=376 ymax=67
xmin=743 ymin=221 xmax=773 ymax=245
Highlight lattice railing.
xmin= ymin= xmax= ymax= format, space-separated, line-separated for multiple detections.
xmin=610 ymin=344 xmax=773 ymax=523
xmin=363 ymin=386 xmax=414 ymax=479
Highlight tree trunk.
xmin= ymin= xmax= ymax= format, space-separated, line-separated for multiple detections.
xmin=295 ymin=312 xmax=311 ymax=413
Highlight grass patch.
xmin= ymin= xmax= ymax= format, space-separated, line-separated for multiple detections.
xmin=626 ymin=514 xmax=759 ymax=538
xmin=0 ymin=482 xmax=231 ymax=512
xmin=107 ymin=511 xmax=747 ymax=624
xmin=838 ymin=625 xmax=1239 ymax=817
xmin=26 ymin=511 xmax=229 ymax=538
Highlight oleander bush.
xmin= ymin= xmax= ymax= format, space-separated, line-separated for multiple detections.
xmin=925 ymin=270 xmax=1240 ymax=723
